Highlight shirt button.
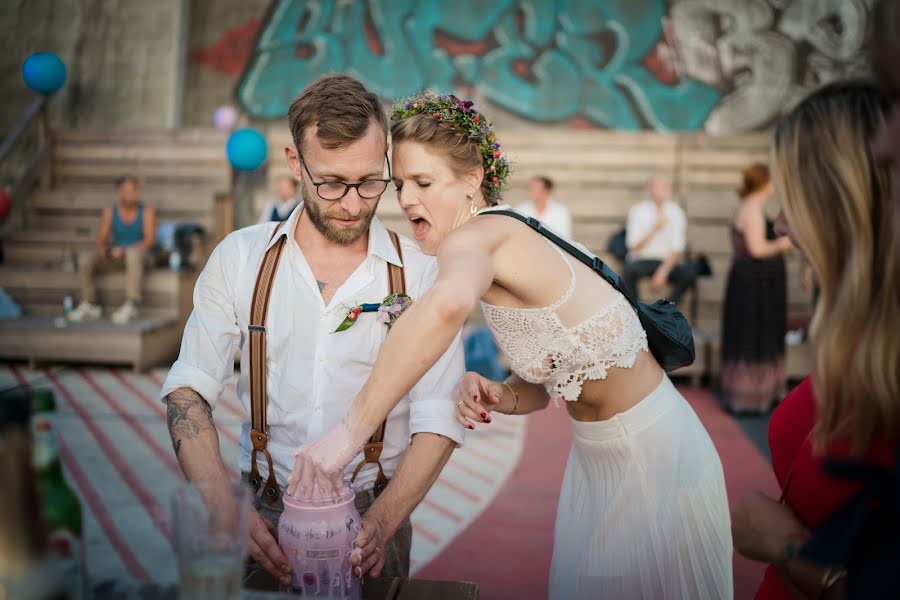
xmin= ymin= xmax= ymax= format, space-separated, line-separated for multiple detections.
xmin=314 ymin=405 xmax=321 ymax=412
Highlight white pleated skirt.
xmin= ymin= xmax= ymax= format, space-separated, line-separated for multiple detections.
xmin=549 ymin=376 xmax=733 ymax=600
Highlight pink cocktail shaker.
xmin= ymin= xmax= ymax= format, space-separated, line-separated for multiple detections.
xmin=278 ymin=484 xmax=362 ymax=599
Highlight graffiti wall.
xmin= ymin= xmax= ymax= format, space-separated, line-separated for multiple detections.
xmin=188 ymin=0 xmax=875 ymax=132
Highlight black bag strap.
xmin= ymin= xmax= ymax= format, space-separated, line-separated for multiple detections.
xmin=479 ymin=209 xmax=650 ymax=312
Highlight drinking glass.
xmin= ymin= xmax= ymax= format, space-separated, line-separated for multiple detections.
xmin=171 ymin=481 xmax=249 ymax=600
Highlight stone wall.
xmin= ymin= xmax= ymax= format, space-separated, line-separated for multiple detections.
xmin=1 ymin=0 xmax=187 ymax=133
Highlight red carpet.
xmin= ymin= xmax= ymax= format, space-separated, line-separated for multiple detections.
xmin=417 ymin=387 xmax=779 ymax=600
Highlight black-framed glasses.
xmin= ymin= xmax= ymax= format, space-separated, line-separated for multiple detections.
xmin=299 ymin=153 xmax=392 ymax=200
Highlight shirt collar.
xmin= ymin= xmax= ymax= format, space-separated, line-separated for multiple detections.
xmin=265 ymin=201 xmax=403 ymax=267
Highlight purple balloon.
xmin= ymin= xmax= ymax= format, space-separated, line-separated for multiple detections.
xmin=213 ymin=105 xmax=239 ymax=130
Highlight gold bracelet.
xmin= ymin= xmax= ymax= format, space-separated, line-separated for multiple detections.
xmin=502 ymin=381 xmax=519 ymax=415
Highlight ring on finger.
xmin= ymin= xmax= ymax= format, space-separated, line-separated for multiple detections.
xmin=456 ymin=400 xmax=464 ymax=409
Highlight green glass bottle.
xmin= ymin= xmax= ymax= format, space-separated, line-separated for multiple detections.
xmin=31 ymin=388 xmax=85 ymax=600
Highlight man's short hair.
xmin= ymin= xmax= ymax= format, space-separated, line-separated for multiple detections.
xmin=116 ymin=175 xmax=139 ymax=188
xmin=287 ymin=74 xmax=388 ymax=152
xmin=533 ymin=176 xmax=554 ymax=191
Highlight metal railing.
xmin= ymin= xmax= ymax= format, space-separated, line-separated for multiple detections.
xmin=0 ymin=96 xmax=53 ymax=231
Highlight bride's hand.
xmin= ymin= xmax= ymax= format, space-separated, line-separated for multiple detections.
xmin=454 ymin=371 xmax=505 ymax=429
xmin=285 ymin=420 xmax=365 ymax=500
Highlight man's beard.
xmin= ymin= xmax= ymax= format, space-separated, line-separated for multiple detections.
xmin=303 ymin=186 xmax=375 ymax=246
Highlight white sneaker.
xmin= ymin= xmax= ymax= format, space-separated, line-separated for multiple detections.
xmin=111 ymin=300 xmax=140 ymax=324
xmin=67 ymin=301 xmax=102 ymax=322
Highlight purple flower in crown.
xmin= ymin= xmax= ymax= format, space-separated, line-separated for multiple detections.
xmin=405 ymin=102 xmax=412 ymax=109
xmin=450 ymin=94 xmax=474 ymax=113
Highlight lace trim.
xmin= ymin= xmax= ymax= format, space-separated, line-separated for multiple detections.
xmin=482 ymin=294 xmax=649 ymax=402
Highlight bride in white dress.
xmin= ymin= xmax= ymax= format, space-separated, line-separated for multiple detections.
xmin=288 ymin=94 xmax=733 ymax=599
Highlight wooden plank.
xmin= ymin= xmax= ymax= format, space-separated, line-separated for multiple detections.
xmin=396 ymin=579 xmax=478 ymax=600
xmin=683 ymin=190 xmax=741 ymax=221
xmin=0 ymin=266 xmax=183 ymax=292
xmin=503 ymin=149 xmax=677 ymax=168
xmin=9 ymin=287 xmax=181 ymax=314
xmin=55 ymin=128 xmax=229 ymax=144
xmin=361 ymin=576 xmax=403 ymax=599
xmin=54 ymin=162 xmax=228 ymax=181
xmin=30 ymin=187 xmax=220 ymax=211
xmin=55 ymin=143 xmax=227 ymax=159
xmin=688 ymin=223 xmax=732 ymax=254
xmin=16 ymin=303 xmax=174 ymax=320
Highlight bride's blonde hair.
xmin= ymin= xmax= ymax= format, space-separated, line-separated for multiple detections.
xmin=773 ymin=80 xmax=900 ymax=452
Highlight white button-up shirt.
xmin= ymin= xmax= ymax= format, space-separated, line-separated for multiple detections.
xmin=625 ymin=199 xmax=687 ymax=261
xmin=161 ymin=204 xmax=466 ymax=491
xmin=516 ymin=198 xmax=573 ymax=239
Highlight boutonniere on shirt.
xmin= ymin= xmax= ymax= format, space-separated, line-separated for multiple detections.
xmin=333 ymin=293 xmax=413 ymax=333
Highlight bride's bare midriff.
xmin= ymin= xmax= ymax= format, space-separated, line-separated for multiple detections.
xmin=564 ymin=350 xmax=665 ymax=422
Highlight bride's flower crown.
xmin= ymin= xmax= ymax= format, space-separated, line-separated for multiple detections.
xmin=391 ymin=92 xmax=510 ymax=203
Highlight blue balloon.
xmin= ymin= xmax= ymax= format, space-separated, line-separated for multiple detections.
xmin=226 ymin=128 xmax=268 ymax=171
xmin=22 ymin=52 xmax=67 ymax=95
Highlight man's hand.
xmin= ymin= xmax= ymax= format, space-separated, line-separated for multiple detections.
xmin=247 ymin=508 xmax=292 ymax=586
xmin=653 ymin=213 xmax=668 ymax=233
xmin=109 ymin=246 xmax=125 ymax=260
xmin=651 ymin=266 xmax=668 ymax=290
xmin=350 ymin=518 xmax=386 ymax=578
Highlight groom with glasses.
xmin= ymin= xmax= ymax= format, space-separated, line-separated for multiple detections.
xmin=162 ymin=74 xmax=466 ymax=588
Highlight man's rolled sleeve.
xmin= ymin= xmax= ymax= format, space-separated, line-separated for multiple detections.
xmin=407 ymin=330 xmax=467 ymax=447
xmin=160 ymin=236 xmax=241 ymax=410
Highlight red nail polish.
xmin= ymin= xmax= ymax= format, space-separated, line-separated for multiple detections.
xmin=474 ymin=395 xmax=479 ymax=403
xmin=467 ymin=424 xmax=475 ymax=430
xmin=480 ymin=412 xmax=488 ymax=419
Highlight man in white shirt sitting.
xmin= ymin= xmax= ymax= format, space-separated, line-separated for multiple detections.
xmin=516 ymin=176 xmax=573 ymax=238
xmin=623 ymin=175 xmax=709 ymax=303
xmin=257 ymin=175 xmax=301 ymax=223
xmin=161 ymin=74 xmax=465 ymax=588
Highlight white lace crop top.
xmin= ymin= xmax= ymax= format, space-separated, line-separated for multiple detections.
xmin=481 ymin=241 xmax=648 ymax=402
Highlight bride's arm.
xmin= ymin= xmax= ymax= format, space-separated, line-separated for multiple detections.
xmin=287 ymin=226 xmax=499 ymax=497
xmin=353 ymin=235 xmax=495 ymax=431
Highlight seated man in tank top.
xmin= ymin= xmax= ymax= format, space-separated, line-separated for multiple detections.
xmin=67 ymin=175 xmax=157 ymax=324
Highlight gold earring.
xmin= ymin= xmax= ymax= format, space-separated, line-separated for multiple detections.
xmin=466 ymin=192 xmax=477 ymax=215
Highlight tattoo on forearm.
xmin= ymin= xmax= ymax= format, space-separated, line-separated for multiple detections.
xmin=317 ymin=280 xmax=327 ymax=293
xmin=166 ymin=387 xmax=215 ymax=456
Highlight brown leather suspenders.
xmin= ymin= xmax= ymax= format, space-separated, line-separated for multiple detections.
xmin=247 ymin=224 xmax=405 ymax=504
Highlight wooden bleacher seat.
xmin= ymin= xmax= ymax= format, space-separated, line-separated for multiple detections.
xmin=0 ymin=128 xmax=233 ymax=371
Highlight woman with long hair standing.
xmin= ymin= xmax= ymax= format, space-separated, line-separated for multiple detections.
xmin=719 ymin=164 xmax=792 ymax=413
xmin=732 ymin=80 xmax=899 ymax=598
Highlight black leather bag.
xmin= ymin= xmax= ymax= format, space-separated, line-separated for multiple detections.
xmin=487 ymin=210 xmax=695 ymax=372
